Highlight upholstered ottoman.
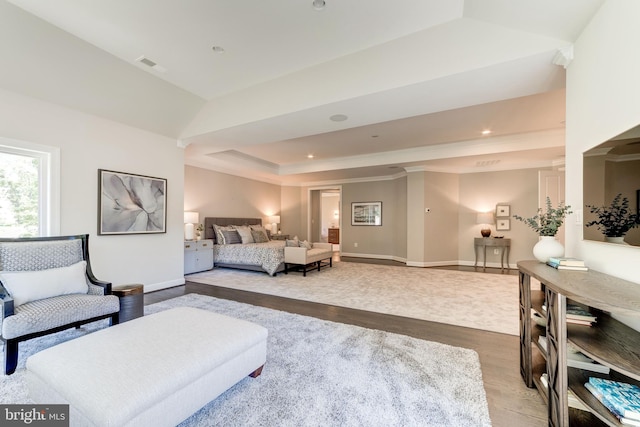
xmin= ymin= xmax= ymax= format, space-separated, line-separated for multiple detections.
xmin=25 ymin=307 xmax=268 ymax=427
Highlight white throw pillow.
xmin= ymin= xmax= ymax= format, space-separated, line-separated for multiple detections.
xmin=299 ymin=240 xmax=312 ymax=250
xmin=0 ymin=261 xmax=89 ymax=306
xmin=233 ymin=226 xmax=255 ymax=244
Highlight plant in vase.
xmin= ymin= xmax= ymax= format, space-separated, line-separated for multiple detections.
xmin=585 ymin=193 xmax=639 ymax=244
xmin=513 ymin=197 xmax=572 ymax=262
xmin=195 ymin=223 xmax=204 ymax=240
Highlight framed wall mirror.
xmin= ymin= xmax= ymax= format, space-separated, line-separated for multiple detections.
xmin=583 ymin=124 xmax=640 ymax=246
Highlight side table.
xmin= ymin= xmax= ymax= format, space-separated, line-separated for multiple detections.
xmin=112 ymin=284 xmax=144 ymax=322
xmin=474 ymin=237 xmax=511 ymax=272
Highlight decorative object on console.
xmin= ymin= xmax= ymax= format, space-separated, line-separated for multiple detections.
xmin=585 ymin=193 xmax=639 ymax=243
xmin=195 ymin=223 xmax=204 ymax=240
xmin=269 ymin=215 xmax=280 ymax=235
xmin=184 ymin=211 xmax=199 ymax=241
xmin=98 ymin=169 xmax=167 ymax=235
xmin=476 ymin=212 xmax=494 ymax=237
xmin=513 ymin=197 xmax=572 ymax=262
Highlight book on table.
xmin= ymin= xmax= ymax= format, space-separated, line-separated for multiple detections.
xmin=540 ymin=373 xmax=588 ymax=411
xmin=586 ymin=377 xmax=640 ymax=423
xmin=541 ymin=303 xmax=597 ymax=324
xmin=537 ymin=336 xmax=609 ymax=374
xmin=546 ymin=261 xmax=589 ymax=271
xmin=547 ymin=257 xmax=586 ymax=267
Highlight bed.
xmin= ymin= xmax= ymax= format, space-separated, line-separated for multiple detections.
xmin=204 ymin=217 xmax=286 ymax=276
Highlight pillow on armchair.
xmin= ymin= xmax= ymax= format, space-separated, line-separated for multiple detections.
xmin=0 ymin=260 xmax=88 ymax=306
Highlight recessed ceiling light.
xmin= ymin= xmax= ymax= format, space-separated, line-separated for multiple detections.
xmin=211 ymin=46 xmax=225 ymax=54
xmin=312 ymin=0 xmax=326 ymax=11
xmin=481 ymin=130 xmax=491 ymax=135
xmin=371 ymin=135 xmax=379 ymax=138
xmin=307 ymin=154 xmax=314 ymax=159
xmin=329 ymin=114 xmax=348 ymax=122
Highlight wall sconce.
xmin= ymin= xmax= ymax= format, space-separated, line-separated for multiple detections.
xmin=333 ymin=210 xmax=339 ymax=219
xmin=184 ymin=211 xmax=199 ymax=241
xmin=476 ymin=212 xmax=494 ymax=238
xmin=269 ymin=215 xmax=280 ymax=235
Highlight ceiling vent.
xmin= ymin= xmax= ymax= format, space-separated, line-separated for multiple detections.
xmin=475 ymin=160 xmax=501 ymax=167
xmin=135 ymin=56 xmax=167 ymax=73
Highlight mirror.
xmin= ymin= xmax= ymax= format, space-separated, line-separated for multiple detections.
xmin=583 ymin=125 xmax=640 ymax=246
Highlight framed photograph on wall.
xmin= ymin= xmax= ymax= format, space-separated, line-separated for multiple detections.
xmin=351 ymin=201 xmax=382 ymax=226
xmin=496 ymin=218 xmax=511 ymax=231
xmin=98 ymin=169 xmax=167 ymax=235
xmin=496 ymin=204 xmax=510 ymax=217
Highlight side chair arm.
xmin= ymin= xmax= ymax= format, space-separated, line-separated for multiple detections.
xmin=0 ymin=281 xmax=15 ymax=318
xmin=87 ymin=276 xmax=113 ymax=295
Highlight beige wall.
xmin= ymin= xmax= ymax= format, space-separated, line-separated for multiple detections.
xmin=184 ymin=165 xmax=281 ymax=226
xmin=458 ymin=168 xmax=545 ymax=268
xmin=0 ymin=88 xmax=185 ymax=292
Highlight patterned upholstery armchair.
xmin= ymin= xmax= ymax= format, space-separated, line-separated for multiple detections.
xmin=0 ymin=234 xmax=120 ymax=375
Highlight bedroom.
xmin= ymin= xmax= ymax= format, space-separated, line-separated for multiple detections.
xmin=1 ymin=1 xmax=640 ymax=426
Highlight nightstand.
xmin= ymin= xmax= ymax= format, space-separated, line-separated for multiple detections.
xmin=184 ymin=239 xmax=214 ymax=274
xmin=270 ymin=234 xmax=290 ymax=241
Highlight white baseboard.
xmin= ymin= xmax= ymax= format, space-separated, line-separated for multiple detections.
xmin=143 ymin=278 xmax=185 ymax=293
xmin=340 ymin=252 xmax=407 ymax=263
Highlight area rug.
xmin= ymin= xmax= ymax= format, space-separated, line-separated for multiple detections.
xmin=0 ymin=294 xmax=492 ymax=427
xmin=188 ymin=262 xmax=522 ymax=335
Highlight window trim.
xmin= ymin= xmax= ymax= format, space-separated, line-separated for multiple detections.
xmin=0 ymin=137 xmax=60 ymax=236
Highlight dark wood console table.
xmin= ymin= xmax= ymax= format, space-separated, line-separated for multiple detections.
xmin=518 ymin=260 xmax=640 ymax=427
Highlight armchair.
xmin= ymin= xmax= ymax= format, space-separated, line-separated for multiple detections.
xmin=0 ymin=234 xmax=120 ymax=375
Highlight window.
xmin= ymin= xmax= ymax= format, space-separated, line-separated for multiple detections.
xmin=0 ymin=138 xmax=59 ymax=237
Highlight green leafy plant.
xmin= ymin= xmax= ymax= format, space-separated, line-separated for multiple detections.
xmin=585 ymin=193 xmax=640 ymax=237
xmin=513 ymin=197 xmax=572 ymax=236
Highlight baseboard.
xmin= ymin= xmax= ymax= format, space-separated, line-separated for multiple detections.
xmin=458 ymin=260 xmax=515 ymax=269
xmin=340 ymin=252 xmax=407 ymax=263
xmin=143 ymin=278 xmax=185 ymax=293
xmin=405 ymin=260 xmax=459 ymax=268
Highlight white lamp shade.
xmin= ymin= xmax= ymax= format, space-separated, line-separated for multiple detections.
xmin=184 ymin=211 xmax=199 ymax=224
xmin=269 ymin=215 xmax=280 ymax=224
xmin=476 ymin=212 xmax=494 ymax=225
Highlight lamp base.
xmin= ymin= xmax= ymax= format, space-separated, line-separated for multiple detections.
xmin=480 ymin=228 xmax=491 ymax=238
xmin=184 ymin=223 xmax=195 ymax=241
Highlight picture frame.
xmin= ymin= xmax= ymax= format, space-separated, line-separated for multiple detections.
xmin=496 ymin=218 xmax=511 ymax=231
xmin=496 ymin=204 xmax=510 ymax=217
xmin=351 ymin=201 xmax=382 ymax=226
xmin=98 ymin=169 xmax=167 ymax=235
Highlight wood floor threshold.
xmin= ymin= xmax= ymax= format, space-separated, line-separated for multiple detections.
xmin=145 ymin=280 xmax=546 ymax=427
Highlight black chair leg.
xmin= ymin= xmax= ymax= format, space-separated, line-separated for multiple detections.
xmin=4 ymin=339 xmax=18 ymax=375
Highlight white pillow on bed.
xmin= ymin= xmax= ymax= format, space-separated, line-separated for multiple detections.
xmin=0 ymin=261 xmax=88 ymax=306
xmin=233 ymin=225 xmax=255 ymax=244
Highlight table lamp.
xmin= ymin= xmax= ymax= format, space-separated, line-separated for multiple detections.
xmin=184 ymin=211 xmax=199 ymax=240
xmin=476 ymin=212 xmax=494 ymax=237
xmin=269 ymin=215 xmax=280 ymax=235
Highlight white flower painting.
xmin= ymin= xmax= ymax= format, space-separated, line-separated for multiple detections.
xmin=99 ymin=169 xmax=167 ymax=235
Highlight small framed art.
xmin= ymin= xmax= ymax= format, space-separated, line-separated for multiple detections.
xmin=98 ymin=169 xmax=167 ymax=235
xmin=496 ymin=204 xmax=510 ymax=217
xmin=496 ymin=218 xmax=511 ymax=231
xmin=351 ymin=201 xmax=382 ymax=226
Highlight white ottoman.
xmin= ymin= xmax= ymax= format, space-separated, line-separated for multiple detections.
xmin=25 ymin=307 xmax=268 ymax=427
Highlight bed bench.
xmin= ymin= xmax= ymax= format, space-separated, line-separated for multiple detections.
xmin=25 ymin=307 xmax=268 ymax=427
xmin=284 ymin=242 xmax=333 ymax=276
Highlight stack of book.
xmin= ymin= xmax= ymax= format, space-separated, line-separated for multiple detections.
xmin=546 ymin=257 xmax=588 ymax=271
xmin=538 ymin=336 xmax=609 ymax=374
xmin=541 ymin=302 xmax=597 ymax=326
xmin=585 ymin=377 xmax=640 ymax=426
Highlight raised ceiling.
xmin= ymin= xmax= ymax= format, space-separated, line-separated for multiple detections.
xmin=5 ymin=0 xmax=604 ymax=185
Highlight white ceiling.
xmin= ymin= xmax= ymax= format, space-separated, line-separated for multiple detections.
xmin=5 ymin=0 xmax=605 ymax=185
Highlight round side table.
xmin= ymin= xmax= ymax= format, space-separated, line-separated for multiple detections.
xmin=112 ymin=284 xmax=144 ymax=322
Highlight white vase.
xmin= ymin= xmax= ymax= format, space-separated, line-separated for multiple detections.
xmin=605 ymin=236 xmax=628 ymax=244
xmin=532 ymin=236 xmax=564 ymax=263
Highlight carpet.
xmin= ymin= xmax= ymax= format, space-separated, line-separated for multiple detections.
xmin=1 ymin=294 xmax=492 ymax=427
xmin=188 ymin=261 xmax=522 ymax=335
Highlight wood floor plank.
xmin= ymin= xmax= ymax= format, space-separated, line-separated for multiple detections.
xmin=144 ymin=275 xmax=546 ymax=427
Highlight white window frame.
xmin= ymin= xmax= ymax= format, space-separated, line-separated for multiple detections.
xmin=0 ymin=137 xmax=60 ymax=236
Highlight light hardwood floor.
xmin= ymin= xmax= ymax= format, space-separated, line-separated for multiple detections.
xmin=145 ymin=260 xmax=546 ymax=427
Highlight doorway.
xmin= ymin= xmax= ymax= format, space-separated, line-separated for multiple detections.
xmin=308 ymin=187 xmax=341 ymax=251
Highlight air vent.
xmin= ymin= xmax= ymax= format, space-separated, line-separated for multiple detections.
xmin=135 ymin=56 xmax=166 ymax=73
xmin=475 ymin=160 xmax=501 ymax=167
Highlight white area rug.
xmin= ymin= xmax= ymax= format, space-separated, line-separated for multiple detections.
xmin=188 ymin=262 xmax=521 ymax=335
xmin=0 ymin=294 xmax=492 ymax=427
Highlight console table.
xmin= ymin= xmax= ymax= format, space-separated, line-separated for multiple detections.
xmin=518 ymin=260 xmax=640 ymax=427
xmin=474 ymin=237 xmax=510 ymax=271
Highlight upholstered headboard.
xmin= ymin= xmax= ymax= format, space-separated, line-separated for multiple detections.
xmin=204 ymin=217 xmax=262 ymax=242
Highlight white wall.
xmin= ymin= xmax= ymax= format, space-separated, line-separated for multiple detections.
xmin=0 ymin=88 xmax=185 ymax=292
xmin=566 ymin=0 xmax=640 ymax=329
